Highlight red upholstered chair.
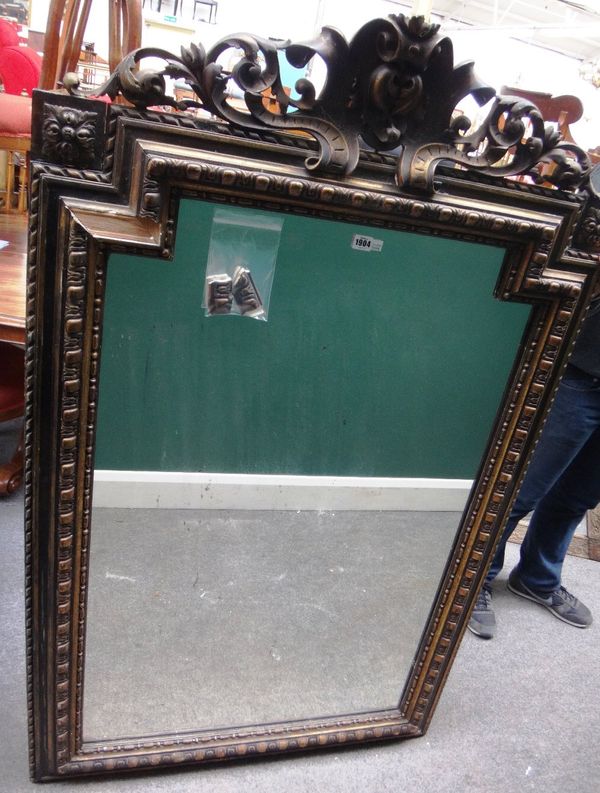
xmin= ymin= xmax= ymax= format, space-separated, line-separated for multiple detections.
xmin=0 ymin=45 xmax=42 ymax=96
xmin=0 ymin=18 xmax=38 ymax=211
xmin=0 ymin=19 xmax=42 ymax=96
xmin=0 ymin=18 xmax=19 ymax=49
xmin=0 ymin=342 xmax=25 ymax=495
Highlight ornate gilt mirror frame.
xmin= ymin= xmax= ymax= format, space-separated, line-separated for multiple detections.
xmin=26 ymin=13 xmax=600 ymax=781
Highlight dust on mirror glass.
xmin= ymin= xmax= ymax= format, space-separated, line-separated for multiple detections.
xmin=83 ymin=198 xmax=530 ymax=740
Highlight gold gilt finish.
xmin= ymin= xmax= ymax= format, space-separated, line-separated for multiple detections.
xmin=26 ymin=33 xmax=599 ymax=781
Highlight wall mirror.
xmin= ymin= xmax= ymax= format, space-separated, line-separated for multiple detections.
xmin=26 ymin=13 xmax=600 ymax=781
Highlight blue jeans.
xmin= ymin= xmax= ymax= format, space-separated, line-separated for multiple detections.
xmin=486 ymin=364 xmax=600 ymax=592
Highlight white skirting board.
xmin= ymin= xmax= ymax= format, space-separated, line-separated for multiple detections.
xmin=92 ymin=471 xmax=474 ymax=511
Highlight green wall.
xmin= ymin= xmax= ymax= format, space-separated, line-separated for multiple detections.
xmin=95 ymin=198 xmax=530 ymax=479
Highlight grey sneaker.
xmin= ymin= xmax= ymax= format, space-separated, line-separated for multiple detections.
xmin=468 ymin=585 xmax=496 ymax=639
xmin=508 ymin=568 xmax=593 ymax=628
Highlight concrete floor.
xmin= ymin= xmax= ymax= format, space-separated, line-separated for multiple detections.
xmin=1 ymin=418 xmax=600 ymax=792
xmin=84 ymin=506 xmax=456 ymax=739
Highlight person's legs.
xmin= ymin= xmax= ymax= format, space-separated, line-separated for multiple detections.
xmin=469 ymin=367 xmax=600 ymax=638
xmin=485 ymin=367 xmax=600 ymax=588
xmin=517 ymin=424 xmax=600 ymax=591
xmin=484 ymin=512 xmax=527 ymax=587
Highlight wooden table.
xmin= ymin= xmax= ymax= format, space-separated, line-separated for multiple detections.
xmin=0 ymin=215 xmax=26 ymax=343
xmin=0 ymin=214 xmax=27 ymax=494
xmin=0 ymin=134 xmax=30 ymax=214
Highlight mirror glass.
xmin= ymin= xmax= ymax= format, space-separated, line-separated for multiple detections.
xmin=83 ymin=198 xmax=530 ymax=740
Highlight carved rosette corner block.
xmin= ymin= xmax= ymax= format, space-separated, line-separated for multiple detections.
xmin=576 ymin=205 xmax=600 ymax=253
xmin=41 ymin=105 xmax=98 ymax=168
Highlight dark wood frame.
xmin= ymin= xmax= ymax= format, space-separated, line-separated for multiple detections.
xmin=26 ymin=14 xmax=600 ymax=782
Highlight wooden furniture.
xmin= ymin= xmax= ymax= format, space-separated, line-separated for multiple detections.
xmin=39 ymin=0 xmax=142 ymax=89
xmin=149 ymin=0 xmax=217 ymax=21
xmin=153 ymin=0 xmax=182 ymax=15
xmin=511 ymin=512 xmax=600 ymax=562
xmin=0 ymin=213 xmax=26 ymax=495
xmin=501 ymin=87 xmax=584 ymax=143
xmin=0 ymin=215 xmax=26 ymax=345
xmin=588 ymin=506 xmax=600 ymax=560
xmin=0 ymin=341 xmax=24 ymax=494
xmin=0 ymin=92 xmax=32 ymax=213
xmin=193 ymin=0 xmax=217 ymax=23
xmin=0 ymin=135 xmax=29 ymax=213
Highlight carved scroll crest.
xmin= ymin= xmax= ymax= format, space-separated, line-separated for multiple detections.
xmin=63 ymin=13 xmax=592 ymax=193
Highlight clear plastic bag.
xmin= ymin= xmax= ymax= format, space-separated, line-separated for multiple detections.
xmin=203 ymin=208 xmax=283 ymax=321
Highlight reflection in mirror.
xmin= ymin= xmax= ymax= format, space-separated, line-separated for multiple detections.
xmin=83 ymin=199 xmax=530 ymax=740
